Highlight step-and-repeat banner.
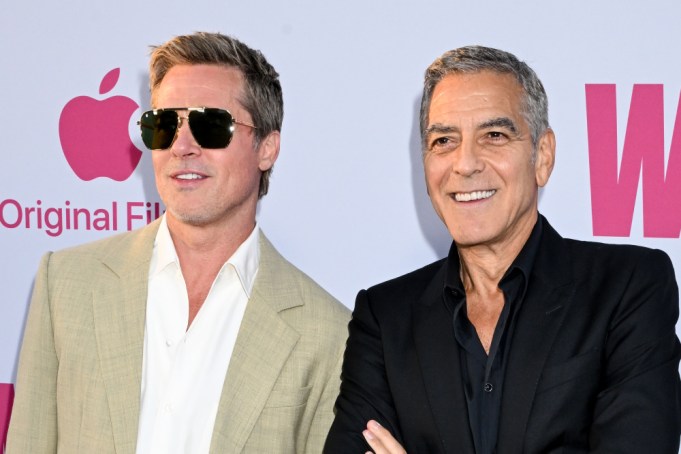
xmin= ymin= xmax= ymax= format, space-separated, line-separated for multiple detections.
xmin=2 ymin=0 xmax=680 ymax=448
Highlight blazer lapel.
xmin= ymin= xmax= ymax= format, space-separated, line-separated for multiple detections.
xmin=210 ymin=233 xmax=300 ymax=453
xmin=497 ymin=220 xmax=575 ymax=454
xmin=92 ymin=220 xmax=160 ymax=454
xmin=413 ymin=263 xmax=476 ymax=453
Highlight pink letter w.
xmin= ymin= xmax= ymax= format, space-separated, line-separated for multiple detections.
xmin=585 ymin=84 xmax=681 ymax=238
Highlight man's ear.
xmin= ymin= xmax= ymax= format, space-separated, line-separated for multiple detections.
xmin=257 ymin=130 xmax=280 ymax=172
xmin=535 ymin=128 xmax=555 ymax=188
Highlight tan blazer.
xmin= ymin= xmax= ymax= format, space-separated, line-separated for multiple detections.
xmin=7 ymin=220 xmax=350 ymax=453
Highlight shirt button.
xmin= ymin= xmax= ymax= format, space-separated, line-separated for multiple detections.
xmin=166 ymin=339 xmax=172 ymax=347
xmin=484 ymin=383 xmax=494 ymax=393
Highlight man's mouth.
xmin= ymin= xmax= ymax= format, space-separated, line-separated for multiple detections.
xmin=175 ymin=173 xmax=205 ymax=180
xmin=453 ymin=189 xmax=496 ymax=202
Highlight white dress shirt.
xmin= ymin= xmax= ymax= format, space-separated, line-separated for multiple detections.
xmin=135 ymin=215 xmax=260 ymax=454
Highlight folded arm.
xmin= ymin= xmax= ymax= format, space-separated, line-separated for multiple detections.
xmin=324 ymin=289 xmax=405 ymax=453
xmin=590 ymin=249 xmax=681 ymax=452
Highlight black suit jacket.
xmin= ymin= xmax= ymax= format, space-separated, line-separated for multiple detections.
xmin=325 ymin=218 xmax=681 ymax=453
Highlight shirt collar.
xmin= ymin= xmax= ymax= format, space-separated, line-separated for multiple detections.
xmin=151 ymin=214 xmax=261 ymax=298
xmin=500 ymin=215 xmax=542 ymax=286
xmin=444 ymin=215 xmax=544 ymax=297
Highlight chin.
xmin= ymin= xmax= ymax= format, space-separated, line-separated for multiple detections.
xmin=168 ymin=208 xmax=215 ymax=227
xmin=448 ymin=226 xmax=496 ymax=248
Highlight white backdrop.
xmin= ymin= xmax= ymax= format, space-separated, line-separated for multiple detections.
xmin=2 ymin=0 xmax=680 ymax=446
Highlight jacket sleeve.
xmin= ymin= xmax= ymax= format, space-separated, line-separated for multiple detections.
xmin=589 ymin=248 xmax=681 ymax=453
xmin=324 ymin=289 xmax=403 ymax=453
xmin=6 ymin=252 xmax=58 ymax=454
xmin=305 ymin=347 xmax=345 ymax=454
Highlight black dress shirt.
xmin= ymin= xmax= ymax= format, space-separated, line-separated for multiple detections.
xmin=443 ymin=218 xmax=542 ymax=454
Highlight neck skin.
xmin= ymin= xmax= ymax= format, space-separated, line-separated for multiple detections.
xmin=165 ymin=207 xmax=256 ymax=267
xmin=455 ymin=210 xmax=537 ymax=353
xmin=457 ymin=210 xmax=537 ymax=297
xmin=164 ymin=202 xmax=257 ymax=329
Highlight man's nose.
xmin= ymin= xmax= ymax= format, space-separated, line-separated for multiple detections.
xmin=451 ymin=138 xmax=483 ymax=176
xmin=170 ymin=117 xmax=201 ymax=157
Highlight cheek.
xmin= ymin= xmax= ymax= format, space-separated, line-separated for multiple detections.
xmin=151 ymin=154 xmax=166 ymax=177
xmin=424 ymin=157 xmax=447 ymax=189
xmin=503 ymin=166 xmax=539 ymax=207
xmin=216 ymin=154 xmax=260 ymax=188
xmin=497 ymin=159 xmax=533 ymax=186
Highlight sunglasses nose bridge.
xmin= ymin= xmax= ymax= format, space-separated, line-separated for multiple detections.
xmin=170 ymin=113 xmax=201 ymax=154
xmin=176 ymin=114 xmax=189 ymax=129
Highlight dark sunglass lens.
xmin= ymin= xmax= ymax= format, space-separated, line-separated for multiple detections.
xmin=188 ymin=109 xmax=233 ymax=149
xmin=140 ymin=110 xmax=178 ymax=150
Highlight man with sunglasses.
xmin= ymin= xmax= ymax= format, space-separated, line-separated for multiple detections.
xmin=324 ymin=46 xmax=681 ymax=453
xmin=8 ymin=32 xmax=350 ymax=454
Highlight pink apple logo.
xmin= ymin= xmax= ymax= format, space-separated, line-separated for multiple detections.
xmin=0 ymin=383 xmax=13 ymax=451
xmin=59 ymin=68 xmax=142 ymax=181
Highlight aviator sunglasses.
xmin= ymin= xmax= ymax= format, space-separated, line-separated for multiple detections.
xmin=138 ymin=107 xmax=256 ymax=150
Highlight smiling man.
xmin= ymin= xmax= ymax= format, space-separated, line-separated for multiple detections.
xmin=324 ymin=46 xmax=681 ymax=453
xmin=7 ymin=32 xmax=350 ymax=454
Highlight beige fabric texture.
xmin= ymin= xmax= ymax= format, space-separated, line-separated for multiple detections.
xmin=7 ymin=220 xmax=350 ymax=453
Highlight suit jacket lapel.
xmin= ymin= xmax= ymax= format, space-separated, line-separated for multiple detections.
xmin=210 ymin=233 xmax=300 ymax=453
xmin=92 ymin=220 xmax=160 ymax=454
xmin=497 ymin=219 xmax=575 ymax=454
xmin=413 ymin=263 xmax=476 ymax=453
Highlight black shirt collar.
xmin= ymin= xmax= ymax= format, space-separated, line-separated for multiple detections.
xmin=443 ymin=215 xmax=544 ymax=306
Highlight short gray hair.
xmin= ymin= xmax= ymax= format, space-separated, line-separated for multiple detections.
xmin=420 ymin=46 xmax=549 ymax=153
xmin=149 ymin=32 xmax=283 ymax=198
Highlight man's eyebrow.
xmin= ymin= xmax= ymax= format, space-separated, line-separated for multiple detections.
xmin=425 ymin=123 xmax=460 ymax=136
xmin=478 ymin=117 xmax=518 ymax=134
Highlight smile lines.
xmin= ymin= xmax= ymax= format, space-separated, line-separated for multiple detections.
xmin=453 ymin=189 xmax=496 ymax=202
